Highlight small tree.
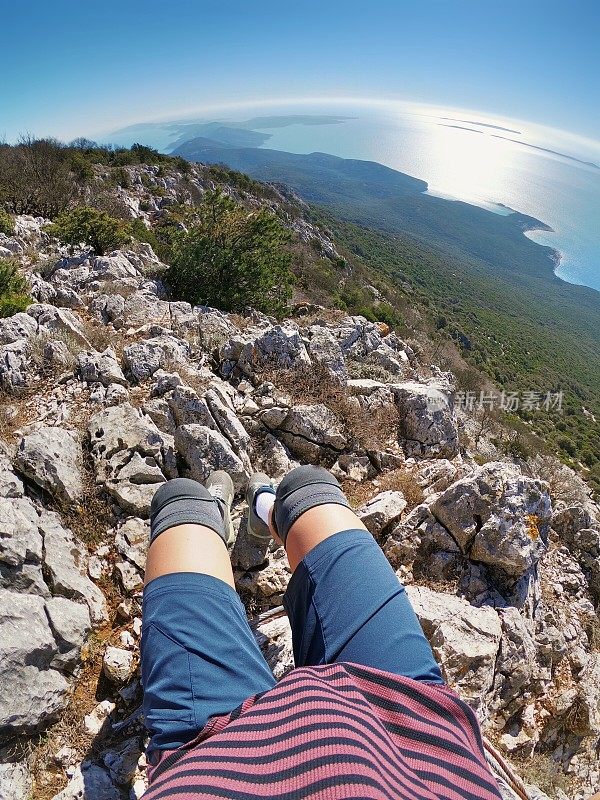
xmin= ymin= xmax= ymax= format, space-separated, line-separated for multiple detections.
xmin=0 ymin=209 xmax=14 ymax=236
xmin=46 ymin=206 xmax=131 ymax=256
xmin=0 ymin=260 xmax=30 ymax=318
xmin=167 ymin=191 xmax=294 ymax=315
xmin=0 ymin=137 xmax=74 ymax=218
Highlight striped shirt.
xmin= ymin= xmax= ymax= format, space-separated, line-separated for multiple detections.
xmin=144 ymin=662 xmax=502 ymax=800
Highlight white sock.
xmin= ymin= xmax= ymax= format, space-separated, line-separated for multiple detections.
xmin=255 ymin=490 xmax=275 ymax=525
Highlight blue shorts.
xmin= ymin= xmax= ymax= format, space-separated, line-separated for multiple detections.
xmin=141 ymin=528 xmax=443 ymax=755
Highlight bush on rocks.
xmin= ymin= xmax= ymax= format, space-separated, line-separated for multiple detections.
xmin=0 ymin=259 xmax=30 ymax=318
xmin=46 ymin=206 xmax=131 ymax=256
xmin=167 ymin=190 xmax=294 ymax=315
xmin=0 ymin=209 xmax=14 ymax=236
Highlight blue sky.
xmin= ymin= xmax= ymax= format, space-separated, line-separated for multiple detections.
xmin=2 ymin=0 xmax=598 ymax=144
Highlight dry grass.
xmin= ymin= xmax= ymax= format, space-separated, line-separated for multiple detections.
xmin=376 ymin=467 xmax=425 ymax=510
xmin=511 ymin=751 xmax=576 ymax=797
xmin=291 ymin=306 xmax=349 ymax=329
xmin=263 ymin=361 xmax=400 ymax=454
xmin=341 ymin=467 xmax=424 ymax=519
xmin=0 ymin=387 xmax=37 ymax=444
xmin=58 ymin=480 xmax=115 ymax=550
xmin=27 ymin=328 xmax=80 ymax=372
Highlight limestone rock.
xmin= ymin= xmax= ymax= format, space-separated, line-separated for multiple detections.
xmin=305 ymin=326 xmax=348 ymax=381
xmin=0 ymin=312 xmax=38 ymax=345
xmin=0 ymin=453 xmax=24 ymax=498
xmin=393 ymin=381 xmax=458 ymax=459
xmin=103 ymin=645 xmax=136 ymax=684
xmin=237 ymin=324 xmax=311 ymax=377
xmin=175 ymin=424 xmax=248 ymax=491
xmin=0 ymin=760 xmax=32 ymax=800
xmin=27 ymin=304 xmax=91 ymax=348
xmin=84 ymin=700 xmax=115 ymax=737
xmin=261 ymin=403 xmax=346 ymax=461
xmin=123 ymin=334 xmax=190 ymax=382
xmin=45 ymin=595 xmax=92 ymax=673
xmin=89 ymin=404 xmax=165 ymax=465
xmin=50 ymin=763 xmax=121 ymax=800
xmin=569 ymin=653 xmax=600 ymax=736
xmin=0 ymin=589 xmax=69 ymax=736
xmin=430 ymin=462 xmax=551 ymax=577
xmin=357 ymin=491 xmax=407 ymax=537
xmin=406 ymin=584 xmax=502 ymax=716
xmin=254 ymin=615 xmax=294 ymax=679
xmin=40 ymin=511 xmax=108 ymax=624
xmin=77 ymin=348 xmax=127 ymax=387
xmin=493 ymin=607 xmax=537 ymax=714
xmin=15 ymin=425 xmax=83 ymax=503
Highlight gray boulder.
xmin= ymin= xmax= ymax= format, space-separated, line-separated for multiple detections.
xmin=175 ymin=424 xmax=249 ymax=491
xmin=0 ymin=590 xmax=70 ymax=736
xmin=237 ymin=324 xmax=311 ymax=377
xmin=27 ymin=304 xmax=91 ymax=348
xmin=406 ymin=584 xmax=502 ymax=716
xmin=393 ymin=381 xmax=458 ymax=458
xmin=45 ymin=595 xmax=92 ymax=672
xmin=89 ymin=403 xmax=165 ymax=465
xmin=254 ymin=615 xmax=294 ymax=679
xmin=260 ymin=403 xmax=346 ymax=461
xmin=0 ymin=760 xmax=32 ymax=800
xmin=0 ymin=452 xmax=24 ymax=498
xmin=77 ymin=348 xmax=127 ymax=387
xmin=14 ymin=425 xmax=83 ymax=503
xmin=493 ymin=607 xmax=538 ymax=716
xmin=569 ymin=653 xmax=600 ymax=736
xmin=51 ymin=762 xmax=121 ymax=800
xmin=430 ymin=462 xmax=551 ymax=577
xmin=120 ymin=290 xmax=172 ymax=328
xmin=0 ymin=339 xmax=31 ymax=389
xmin=40 ymin=511 xmax=107 ymax=624
xmin=357 ymin=491 xmax=407 ymax=537
xmin=0 ymin=312 xmax=38 ymax=345
xmin=88 ymin=404 xmax=171 ymax=515
xmin=123 ymin=334 xmax=190 ymax=382
xmin=305 ymin=326 xmax=348 ymax=381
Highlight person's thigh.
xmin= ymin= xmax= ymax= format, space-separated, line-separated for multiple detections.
xmin=283 ymin=528 xmax=444 ymax=683
xmin=142 ymin=571 xmax=276 ymax=757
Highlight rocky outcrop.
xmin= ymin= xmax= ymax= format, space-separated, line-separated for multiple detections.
xmin=0 ymin=189 xmax=597 ymax=800
xmin=430 ymin=461 xmax=551 ymax=577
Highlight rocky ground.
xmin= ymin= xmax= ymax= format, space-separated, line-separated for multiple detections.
xmin=0 ymin=170 xmax=599 ymax=800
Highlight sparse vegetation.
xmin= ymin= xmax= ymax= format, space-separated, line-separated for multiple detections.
xmin=264 ymin=361 xmax=400 ymax=454
xmin=0 ymin=258 xmax=30 ymax=318
xmin=0 ymin=209 xmax=14 ymax=236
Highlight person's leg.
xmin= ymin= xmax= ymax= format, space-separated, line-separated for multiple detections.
xmin=260 ymin=465 xmax=443 ymax=683
xmin=141 ymin=476 xmax=276 ymax=761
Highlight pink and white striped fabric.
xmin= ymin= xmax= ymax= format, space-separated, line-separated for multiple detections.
xmin=144 ymin=662 xmax=502 ymax=800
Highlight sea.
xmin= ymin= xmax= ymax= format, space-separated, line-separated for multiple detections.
xmin=106 ymin=101 xmax=600 ymax=292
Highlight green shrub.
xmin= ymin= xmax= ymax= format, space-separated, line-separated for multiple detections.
xmin=129 ymin=218 xmax=161 ymax=253
xmin=167 ymin=191 xmax=294 ymax=315
xmin=0 ymin=260 xmax=30 ymax=318
xmin=46 ymin=206 xmax=131 ymax=256
xmin=0 ymin=210 xmax=14 ymax=236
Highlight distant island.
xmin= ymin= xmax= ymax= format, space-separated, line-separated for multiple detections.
xmin=490 ymin=135 xmax=600 ymax=169
xmin=439 ymin=117 xmax=522 ymax=134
